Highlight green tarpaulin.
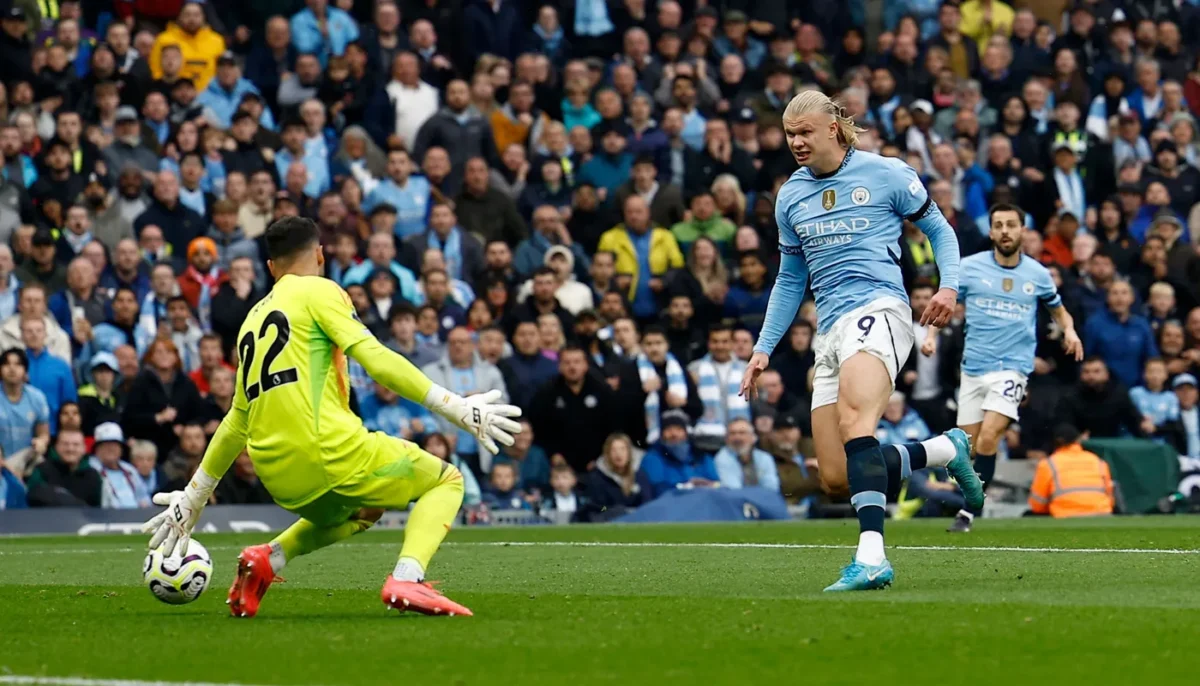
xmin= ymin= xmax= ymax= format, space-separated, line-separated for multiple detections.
xmin=1082 ymin=439 xmax=1181 ymax=514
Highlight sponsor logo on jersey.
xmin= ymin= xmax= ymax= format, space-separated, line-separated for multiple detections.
xmin=908 ymin=179 xmax=923 ymax=196
xmin=795 ymin=217 xmax=871 ymax=247
xmin=1002 ymin=278 xmax=1013 ymax=292
xmin=851 ymin=187 xmax=870 ymax=205
xmin=822 ymin=189 xmax=836 ymax=210
xmin=1023 ymin=281 xmax=1036 ymax=295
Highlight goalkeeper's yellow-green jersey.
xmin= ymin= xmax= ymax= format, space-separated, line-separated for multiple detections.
xmin=215 ymin=274 xmax=430 ymax=508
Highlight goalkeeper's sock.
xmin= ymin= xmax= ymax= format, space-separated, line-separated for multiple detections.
xmin=399 ymin=461 xmax=465 ymax=572
xmin=393 ymin=557 xmax=425 ymax=582
xmin=268 ymin=541 xmax=288 ymax=574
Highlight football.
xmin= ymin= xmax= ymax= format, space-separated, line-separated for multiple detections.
xmin=143 ymin=539 xmax=213 ymax=605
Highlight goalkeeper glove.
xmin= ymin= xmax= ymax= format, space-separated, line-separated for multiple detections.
xmin=425 ymin=386 xmax=522 ymax=454
xmin=141 ymin=469 xmax=218 ymax=557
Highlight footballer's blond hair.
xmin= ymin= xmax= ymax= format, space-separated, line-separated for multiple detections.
xmin=782 ymin=90 xmax=865 ymax=148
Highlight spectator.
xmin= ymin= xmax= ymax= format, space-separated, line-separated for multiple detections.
xmin=505 ymin=266 xmax=575 ymax=338
xmin=613 ymin=155 xmax=686 ymax=231
xmin=16 ymin=230 xmax=68 ymax=294
xmin=0 ymin=348 xmax=49 ymax=474
xmin=497 ymin=321 xmax=557 ymax=413
xmin=1057 ymin=356 xmax=1153 ymax=439
xmin=1175 ymin=374 xmax=1200 ymax=457
xmin=78 ymin=351 xmax=121 ymax=435
xmin=216 ymin=452 xmax=275 ymax=505
xmin=599 ymin=194 xmax=684 ymax=323
xmin=362 ymin=147 xmax=431 ymax=240
xmin=714 ymin=417 xmax=779 ymax=491
xmin=671 ymin=190 xmax=736 ymax=255
xmin=48 ymin=257 xmax=106 ymax=345
xmin=22 ymin=317 xmax=75 ymax=433
xmin=454 ymin=157 xmax=528 ymax=247
xmin=637 ymin=325 xmax=701 ymax=442
xmin=406 ymin=201 xmax=485 ymax=286
xmin=123 ymin=338 xmax=210 ymax=458
xmin=529 ymin=345 xmax=619 ymax=472
xmin=25 ymin=428 xmax=100 ymax=507
xmin=497 ymin=419 xmax=551 ymax=495
xmin=415 ymin=268 xmax=466 ymax=338
xmin=161 ymin=422 xmax=209 ymax=489
xmin=105 ymin=106 xmax=160 ymax=175
xmin=149 ymin=3 xmax=226 ymax=92
xmin=421 ymin=431 xmax=482 ymax=507
xmin=688 ymin=322 xmax=750 ymax=450
xmin=0 ymin=284 xmax=71 ymax=363
xmin=584 ymin=432 xmax=651 ymax=518
xmin=515 ymin=204 xmax=590 ymax=280
xmin=412 ymin=78 xmax=496 ymax=190
xmin=188 ymin=334 xmax=232 ymax=396
xmin=384 ymin=303 xmax=439 ymax=368
xmin=360 ymin=379 xmax=422 ymax=439
xmin=760 ymin=413 xmax=820 ymax=505
xmin=421 ymin=326 xmax=509 ymax=476
xmin=876 ymin=391 xmax=933 ymax=445
xmin=164 ymin=296 xmax=203 ymax=375
xmin=211 ymin=257 xmax=263 ymax=361
xmin=205 ymin=199 xmax=261 ymax=272
xmin=463 ymin=0 xmax=522 ymax=63
xmin=1029 ymin=423 xmax=1115 ymax=517
xmin=87 ymin=422 xmax=149 ymax=509
xmin=1084 ymin=279 xmax=1158 ymax=388
xmin=176 ymin=237 xmax=227 ymax=325
xmin=686 ymin=118 xmax=756 ymax=195
xmin=540 ymin=463 xmax=585 ymax=521
xmin=134 ymin=171 xmax=206 ymax=258
xmin=128 ymin=439 xmax=165 ymax=498
xmin=724 ymin=252 xmax=771 ymax=338
xmin=482 ymin=461 xmax=532 ymax=510
xmin=290 ymin=0 xmax=359 ymax=67
xmin=639 ymin=409 xmax=717 ymax=498
xmin=275 ymin=117 xmax=331 ymax=199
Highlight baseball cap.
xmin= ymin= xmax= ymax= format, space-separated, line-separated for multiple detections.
xmin=1152 ymin=208 xmax=1183 ymax=228
xmin=368 ymin=202 xmax=398 ymax=218
xmin=115 ymin=105 xmax=139 ymax=123
xmin=910 ymin=99 xmax=934 ymax=116
xmin=1173 ymin=373 xmax=1197 ymax=389
xmin=696 ymin=6 xmax=718 ymax=20
xmin=274 ymin=190 xmax=298 ymax=205
xmin=773 ymin=413 xmax=800 ymax=431
xmin=661 ymin=409 xmax=690 ymax=431
xmin=1118 ymin=111 xmax=1139 ymax=124
xmin=94 ymin=422 xmax=125 ymax=446
xmin=90 ymin=351 xmax=119 ymax=373
xmin=1156 ymin=139 xmax=1178 ymax=155
xmin=217 ymin=50 xmax=237 ymax=66
xmin=32 ymin=229 xmax=55 ymax=247
xmin=724 ymin=9 xmax=748 ymax=23
xmin=733 ymin=107 xmax=757 ymax=124
xmin=1052 ymin=140 xmax=1076 ymax=154
xmin=575 ymin=309 xmax=599 ymax=323
xmin=1117 ymin=181 xmax=1143 ymax=194
xmin=4 ymin=7 xmax=26 ymax=20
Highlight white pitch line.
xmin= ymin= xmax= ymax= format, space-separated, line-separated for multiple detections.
xmin=0 ymin=676 xmax=281 ymax=686
xmin=2 ymin=540 xmax=1199 ymax=556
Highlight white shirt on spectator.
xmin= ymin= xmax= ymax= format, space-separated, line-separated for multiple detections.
xmin=387 ymin=79 xmax=439 ymax=151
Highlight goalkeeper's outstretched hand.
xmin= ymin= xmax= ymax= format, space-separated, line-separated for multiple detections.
xmin=141 ymin=482 xmax=211 ymax=557
xmin=439 ymin=389 xmax=523 ymax=454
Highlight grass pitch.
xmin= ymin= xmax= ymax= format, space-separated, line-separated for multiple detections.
xmin=2 ymin=518 xmax=1199 ymax=686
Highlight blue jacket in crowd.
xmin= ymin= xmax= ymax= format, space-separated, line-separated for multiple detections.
xmin=578 ymin=151 xmax=633 ymax=195
xmin=26 ymin=347 xmax=77 ymax=434
xmin=499 ymin=351 xmax=558 ymax=411
xmin=1 ymin=466 xmax=27 ymax=510
xmin=196 ymin=77 xmax=276 ymax=130
xmin=1083 ymin=310 xmax=1159 ymax=389
xmin=876 ymin=407 xmax=933 ymax=446
xmin=290 ymin=7 xmax=360 ymax=67
xmin=640 ymin=441 xmax=719 ymax=499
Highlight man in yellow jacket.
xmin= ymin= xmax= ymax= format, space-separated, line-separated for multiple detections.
xmin=959 ymin=0 xmax=1015 ymax=56
xmin=1029 ymin=424 xmax=1115 ymax=518
xmin=597 ymin=195 xmax=684 ymax=323
xmin=149 ymin=2 xmax=226 ymax=91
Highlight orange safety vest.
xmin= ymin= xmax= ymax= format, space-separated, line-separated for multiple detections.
xmin=1028 ymin=444 xmax=1114 ymax=518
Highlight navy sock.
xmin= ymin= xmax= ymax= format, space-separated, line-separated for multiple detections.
xmin=969 ymin=453 xmax=996 ymax=516
xmin=845 ymin=436 xmax=887 ymax=534
xmin=880 ymin=443 xmax=929 ymax=500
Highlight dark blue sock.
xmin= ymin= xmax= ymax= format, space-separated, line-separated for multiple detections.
xmin=880 ymin=443 xmax=928 ymax=500
xmin=969 ymin=453 xmax=996 ymax=516
xmin=845 ymin=436 xmax=887 ymax=534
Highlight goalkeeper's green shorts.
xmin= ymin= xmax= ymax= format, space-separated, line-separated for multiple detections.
xmin=287 ymin=433 xmax=448 ymax=526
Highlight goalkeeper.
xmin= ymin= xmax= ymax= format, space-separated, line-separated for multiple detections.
xmin=143 ymin=216 xmax=520 ymax=618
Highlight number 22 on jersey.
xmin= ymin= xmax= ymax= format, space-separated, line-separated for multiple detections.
xmin=239 ymin=310 xmax=300 ymax=401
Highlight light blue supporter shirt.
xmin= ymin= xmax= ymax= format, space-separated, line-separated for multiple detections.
xmin=0 ymin=384 xmax=49 ymax=458
xmin=362 ymin=176 xmax=432 ymax=240
xmin=958 ymin=252 xmax=1061 ymax=377
xmin=756 ymin=148 xmax=961 ymax=353
xmin=1130 ymin=386 xmax=1180 ymax=429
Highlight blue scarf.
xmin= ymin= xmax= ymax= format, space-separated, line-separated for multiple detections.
xmin=533 ymin=23 xmax=564 ymax=54
xmin=428 ymin=227 xmax=463 ymax=281
xmin=692 ymin=355 xmax=750 ymax=441
xmin=574 ymin=0 xmax=614 ymax=37
xmin=637 ymin=352 xmax=687 ymax=444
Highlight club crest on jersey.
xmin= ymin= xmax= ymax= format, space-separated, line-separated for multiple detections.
xmin=822 ymin=189 xmax=836 ymax=210
xmin=1023 ymin=281 xmax=1036 ymax=295
xmin=851 ymin=187 xmax=870 ymax=205
xmin=1002 ymin=278 xmax=1013 ymax=292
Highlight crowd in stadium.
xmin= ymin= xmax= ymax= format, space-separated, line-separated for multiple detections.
xmin=0 ymin=0 xmax=1197 ymax=520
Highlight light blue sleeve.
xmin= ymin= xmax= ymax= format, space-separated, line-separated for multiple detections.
xmin=1038 ymin=266 xmax=1063 ymax=309
xmin=713 ymin=449 xmax=743 ymax=489
xmin=890 ymin=161 xmax=960 ymax=291
xmin=31 ymin=388 xmax=49 ymax=426
xmin=754 ymin=194 xmax=809 ymax=355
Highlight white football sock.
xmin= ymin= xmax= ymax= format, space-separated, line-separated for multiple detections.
xmin=920 ymin=435 xmax=957 ymax=467
xmin=855 ymin=531 xmax=886 ymax=566
xmin=957 ymin=509 xmax=975 ymax=522
xmin=393 ymin=556 xmax=426 ymax=582
xmin=267 ymin=541 xmax=288 ymax=574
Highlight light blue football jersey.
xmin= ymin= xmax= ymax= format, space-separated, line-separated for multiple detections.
xmin=958 ymin=253 xmax=1062 ymax=376
xmin=774 ymin=148 xmax=954 ymax=334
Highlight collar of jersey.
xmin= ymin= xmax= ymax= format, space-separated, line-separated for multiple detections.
xmin=810 ymin=146 xmax=855 ymax=180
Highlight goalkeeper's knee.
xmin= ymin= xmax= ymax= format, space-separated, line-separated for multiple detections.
xmin=438 ymin=461 xmax=465 ymax=503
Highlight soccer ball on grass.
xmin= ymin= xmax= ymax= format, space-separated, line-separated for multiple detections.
xmin=144 ymin=539 xmax=213 ymax=605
